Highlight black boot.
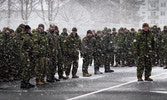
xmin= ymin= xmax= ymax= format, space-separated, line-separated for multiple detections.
xmin=105 ymin=66 xmax=114 ymax=73
xmin=94 ymin=67 xmax=103 ymax=74
xmin=21 ymin=82 xmax=35 ymax=89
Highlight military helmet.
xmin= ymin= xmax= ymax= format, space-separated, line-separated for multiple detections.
xmin=63 ymin=28 xmax=67 ymax=31
xmin=50 ymin=24 xmax=56 ymax=28
xmin=18 ymin=24 xmax=25 ymax=29
xmin=25 ymin=25 xmax=31 ymax=30
xmin=112 ymin=28 xmax=116 ymax=31
xmin=10 ymin=29 xmax=14 ymax=33
xmin=97 ymin=30 xmax=102 ymax=34
xmin=142 ymin=23 xmax=149 ymax=28
xmin=72 ymin=27 xmax=77 ymax=31
xmin=131 ymin=28 xmax=135 ymax=31
xmin=87 ymin=30 xmax=92 ymax=34
xmin=164 ymin=26 xmax=167 ymax=29
xmin=38 ymin=24 xmax=44 ymax=29
xmin=107 ymin=28 xmax=111 ymax=32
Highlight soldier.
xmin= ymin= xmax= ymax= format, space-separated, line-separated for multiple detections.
xmin=59 ymin=28 xmax=69 ymax=79
xmin=159 ymin=26 xmax=167 ymax=69
xmin=103 ymin=28 xmax=114 ymax=72
xmin=20 ymin=25 xmax=35 ymax=89
xmin=0 ymin=27 xmax=13 ymax=82
xmin=46 ymin=24 xmax=61 ymax=82
xmin=33 ymin=24 xmax=50 ymax=85
xmin=81 ymin=30 xmax=95 ymax=77
xmin=94 ymin=31 xmax=103 ymax=74
xmin=65 ymin=27 xmax=81 ymax=78
xmin=112 ymin=28 xmax=118 ymax=67
xmin=134 ymin=23 xmax=155 ymax=81
xmin=126 ymin=28 xmax=136 ymax=67
xmin=115 ymin=28 xmax=126 ymax=67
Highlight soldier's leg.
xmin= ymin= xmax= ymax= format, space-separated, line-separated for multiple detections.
xmin=145 ymin=56 xmax=152 ymax=79
xmin=21 ymin=53 xmax=32 ymax=86
xmin=72 ymin=56 xmax=79 ymax=77
xmin=35 ymin=58 xmax=43 ymax=83
xmin=65 ymin=58 xmax=72 ymax=76
xmin=111 ymin=52 xmax=114 ymax=67
xmin=82 ymin=55 xmax=89 ymax=75
xmin=94 ymin=56 xmax=103 ymax=74
xmin=47 ymin=57 xmax=56 ymax=82
xmin=137 ymin=56 xmax=145 ymax=79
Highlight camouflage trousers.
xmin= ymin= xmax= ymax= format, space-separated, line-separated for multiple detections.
xmin=65 ymin=55 xmax=79 ymax=76
xmin=47 ymin=56 xmax=56 ymax=81
xmin=137 ymin=55 xmax=152 ymax=79
xmin=104 ymin=52 xmax=114 ymax=67
xmin=82 ymin=55 xmax=92 ymax=74
xmin=21 ymin=52 xmax=32 ymax=83
xmin=35 ymin=57 xmax=48 ymax=82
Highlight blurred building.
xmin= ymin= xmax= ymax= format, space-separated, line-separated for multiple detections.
xmin=140 ymin=0 xmax=167 ymax=28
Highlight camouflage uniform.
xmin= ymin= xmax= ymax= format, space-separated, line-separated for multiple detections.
xmin=94 ymin=31 xmax=103 ymax=74
xmin=159 ymin=26 xmax=167 ymax=68
xmin=126 ymin=28 xmax=136 ymax=67
xmin=0 ymin=28 xmax=13 ymax=81
xmin=134 ymin=24 xmax=155 ymax=80
xmin=115 ymin=28 xmax=126 ymax=67
xmin=65 ymin=28 xmax=81 ymax=78
xmin=59 ymin=29 xmax=68 ymax=79
xmin=20 ymin=27 xmax=34 ymax=87
xmin=47 ymin=25 xmax=60 ymax=82
xmin=33 ymin=24 xmax=49 ymax=84
xmin=81 ymin=30 xmax=95 ymax=76
xmin=103 ymin=29 xmax=114 ymax=72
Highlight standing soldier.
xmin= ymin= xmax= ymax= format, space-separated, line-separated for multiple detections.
xmin=103 ymin=28 xmax=114 ymax=72
xmin=94 ymin=31 xmax=103 ymax=74
xmin=126 ymin=28 xmax=136 ymax=67
xmin=0 ymin=27 xmax=13 ymax=81
xmin=58 ymin=28 xmax=69 ymax=79
xmin=46 ymin=24 xmax=60 ymax=82
xmin=65 ymin=27 xmax=81 ymax=79
xmin=115 ymin=28 xmax=126 ymax=67
xmin=81 ymin=30 xmax=95 ymax=77
xmin=33 ymin=24 xmax=50 ymax=85
xmin=159 ymin=26 xmax=167 ymax=69
xmin=134 ymin=23 xmax=155 ymax=81
xmin=20 ymin=25 xmax=35 ymax=89
xmin=112 ymin=28 xmax=118 ymax=67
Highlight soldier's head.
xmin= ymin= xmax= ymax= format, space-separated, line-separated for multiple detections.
xmin=18 ymin=24 xmax=25 ymax=33
xmin=157 ymin=27 xmax=161 ymax=32
xmin=3 ymin=27 xmax=10 ymax=35
xmin=25 ymin=25 xmax=31 ymax=34
xmin=63 ymin=28 xmax=67 ymax=33
xmin=107 ymin=28 xmax=111 ymax=34
xmin=92 ymin=30 xmax=96 ymax=34
xmin=142 ymin=23 xmax=149 ymax=31
xmin=97 ymin=30 xmax=102 ymax=37
xmin=124 ymin=28 xmax=128 ymax=33
xmin=104 ymin=27 xmax=107 ymax=31
xmin=164 ymin=26 xmax=167 ymax=31
xmin=131 ymin=28 xmax=135 ymax=33
xmin=87 ymin=30 xmax=92 ymax=37
xmin=112 ymin=28 xmax=116 ymax=32
xmin=54 ymin=25 xmax=59 ymax=33
xmin=38 ymin=24 xmax=44 ymax=32
xmin=72 ymin=27 xmax=77 ymax=34
xmin=119 ymin=27 xmax=124 ymax=33
xmin=150 ymin=27 xmax=154 ymax=32
xmin=50 ymin=24 xmax=56 ymax=31
xmin=138 ymin=29 xmax=142 ymax=33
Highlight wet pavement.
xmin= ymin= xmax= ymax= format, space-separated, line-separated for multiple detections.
xmin=0 ymin=65 xmax=167 ymax=100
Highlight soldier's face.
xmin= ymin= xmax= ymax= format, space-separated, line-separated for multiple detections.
xmin=72 ymin=31 xmax=77 ymax=34
xmin=39 ymin=27 xmax=44 ymax=32
xmin=5 ymin=30 xmax=10 ymax=35
xmin=97 ymin=34 xmax=101 ymax=37
xmin=143 ymin=27 xmax=149 ymax=31
xmin=63 ymin=30 xmax=67 ymax=33
xmin=108 ymin=32 xmax=111 ymax=34
xmin=87 ymin=33 xmax=92 ymax=37
xmin=164 ymin=28 xmax=167 ymax=31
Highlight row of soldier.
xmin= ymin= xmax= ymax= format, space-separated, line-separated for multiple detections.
xmin=0 ymin=23 xmax=167 ymax=89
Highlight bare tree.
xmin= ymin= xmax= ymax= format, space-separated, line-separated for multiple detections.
xmin=59 ymin=1 xmax=91 ymax=28
xmin=17 ymin=0 xmax=38 ymax=24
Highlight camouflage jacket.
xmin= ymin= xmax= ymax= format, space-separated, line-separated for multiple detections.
xmin=65 ymin=33 xmax=81 ymax=57
xmin=133 ymin=30 xmax=155 ymax=56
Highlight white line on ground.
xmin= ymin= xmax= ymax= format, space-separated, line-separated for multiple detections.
xmin=67 ymin=72 xmax=167 ymax=100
